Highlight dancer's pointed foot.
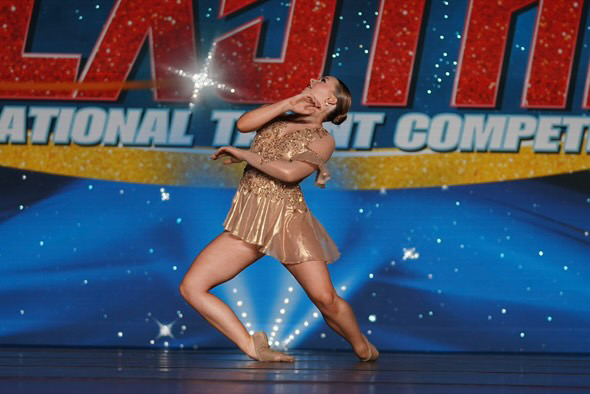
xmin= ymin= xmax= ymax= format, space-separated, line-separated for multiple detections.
xmin=251 ymin=331 xmax=295 ymax=362
xmin=359 ymin=334 xmax=379 ymax=362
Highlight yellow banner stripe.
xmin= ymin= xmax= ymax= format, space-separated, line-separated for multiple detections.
xmin=1 ymin=139 xmax=588 ymax=189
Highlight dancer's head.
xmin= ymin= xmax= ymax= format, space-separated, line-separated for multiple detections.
xmin=305 ymin=76 xmax=352 ymax=125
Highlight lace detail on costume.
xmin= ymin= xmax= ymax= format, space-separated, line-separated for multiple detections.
xmin=289 ymin=148 xmax=332 ymax=188
xmin=236 ymin=118 xmax=332 ymax=210
xmin=238 ymin=168 xmax=307 ymax=211
xmin=252 ymin=120 xmax=329 ymax=165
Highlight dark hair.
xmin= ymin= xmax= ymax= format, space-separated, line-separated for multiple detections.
xmin=325 ymin=77 xmax=352 ymax=125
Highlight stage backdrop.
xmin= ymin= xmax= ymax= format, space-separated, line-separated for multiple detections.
xmin=1 ymin=0 xmax=589 ymax=353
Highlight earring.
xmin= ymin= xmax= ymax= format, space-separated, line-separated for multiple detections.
xmin=325 ymin=100 xmax=330 ymax=106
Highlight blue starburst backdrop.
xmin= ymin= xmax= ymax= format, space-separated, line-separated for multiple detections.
xmin=1 ymin=0 xmax=589 ymax=353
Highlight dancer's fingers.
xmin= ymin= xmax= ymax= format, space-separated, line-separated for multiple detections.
xmin=313 ymin=95 xmax=321 ymax=108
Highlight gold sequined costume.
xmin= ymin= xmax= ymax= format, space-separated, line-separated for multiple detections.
xmin=223 ymin=119 xmax=341 ymax=265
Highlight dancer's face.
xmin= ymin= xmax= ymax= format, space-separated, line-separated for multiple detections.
xmin=304 ymin=76 xmax=339 ymax=114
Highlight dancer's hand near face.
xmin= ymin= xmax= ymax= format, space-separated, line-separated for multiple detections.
xmin=288 ymin=92 xmax=321 ymax=115
xmin=235 ymin=81 xmax=325 ymax=132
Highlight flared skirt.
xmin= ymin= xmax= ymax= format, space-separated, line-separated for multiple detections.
xmin=222 ymin=187 xmax=341 ymax=265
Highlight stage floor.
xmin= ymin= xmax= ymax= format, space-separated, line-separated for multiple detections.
xmin=1 ymin=346 xmax=589 ymax=393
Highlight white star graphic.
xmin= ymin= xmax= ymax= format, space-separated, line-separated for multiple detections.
xmin=402 ymin=247 xmax=420 ymax=260
xmin=153 ymin=317 xmax=177 ymax=340
xmin=168 ymin=42 xmax=237 ymax=109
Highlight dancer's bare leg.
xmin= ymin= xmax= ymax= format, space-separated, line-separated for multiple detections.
xmin=284 ymin=260 xmax=370 ymax=359
xmin=179 ymin=231 xmax=264 ymax=359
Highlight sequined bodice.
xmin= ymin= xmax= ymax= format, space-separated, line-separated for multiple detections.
xmin=238 ymin=119 xmax=330 ymax=211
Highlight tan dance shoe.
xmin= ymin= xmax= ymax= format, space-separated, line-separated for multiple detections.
xmin=359 ymin=334 xmax=379 ymax=362
xmin=252 ymin=331 xmax=295 ymax=362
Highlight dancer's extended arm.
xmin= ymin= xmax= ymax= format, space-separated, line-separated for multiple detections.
xmin=210 ymin=136 xmax=335 ymax=187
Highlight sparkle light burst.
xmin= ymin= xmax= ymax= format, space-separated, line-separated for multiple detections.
xmin=167 ymin=43 xmax=236 ymax=109
xmin=403 ymin=247 xmax=420 ymax=260
xmin=152 ymin=317 xmax=177 ymax=340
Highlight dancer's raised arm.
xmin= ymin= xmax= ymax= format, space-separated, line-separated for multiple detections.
xmin=236 ymin=93 xmax=321 ymax=132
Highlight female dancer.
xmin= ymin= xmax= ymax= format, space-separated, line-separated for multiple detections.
xmin=179 ymin=76 xmax=379 ymax=362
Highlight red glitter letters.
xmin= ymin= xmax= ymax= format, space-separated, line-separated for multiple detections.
xmin=76 ymin=0 xmax=198 ymax=101
xmin=218 ymin=0 xmax=261 ymax=18
xmin=524 ymin=1 xmax=584 ymax=108
xmin=363 ymin=0 xmax=427 ymax=106
xmin=0 ymin=0 xmax=197 ymax=101
xmin=452 ymin=0 xmax=536 ymax=108
xmin=0 ymin=0 xmax=80 ymax=99
xmin=212 ymin=0 xmax=338 ymax=102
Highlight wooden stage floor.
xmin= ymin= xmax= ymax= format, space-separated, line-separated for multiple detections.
xmin=1 ymin=346 xmax=589 ymax=393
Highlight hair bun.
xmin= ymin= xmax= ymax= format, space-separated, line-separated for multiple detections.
xmin=332 ymin=113 xmax=347 ymax=125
